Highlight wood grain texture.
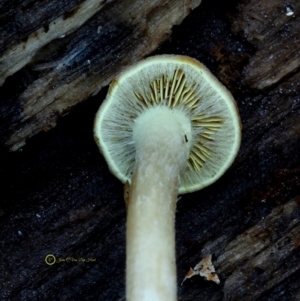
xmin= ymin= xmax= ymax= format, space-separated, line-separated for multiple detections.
xmin=231 ymin=0 xmax=300 ymax=89
xmin=0 ymin=0 xmax=300 ymax=300
xmin=0 ymin=0 xmax=109 ymax=85
xmin=0 ymin=0 xmax=83 ymax=54
xmin=0 ymin=0 xmax=202 ymax=151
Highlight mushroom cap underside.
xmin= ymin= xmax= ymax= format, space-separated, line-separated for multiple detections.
xmin=94 ymin=55 xmax=241 ymax=194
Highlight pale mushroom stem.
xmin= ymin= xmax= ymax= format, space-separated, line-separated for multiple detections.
xmin=126 ymin=108 xmax=189 ymax=301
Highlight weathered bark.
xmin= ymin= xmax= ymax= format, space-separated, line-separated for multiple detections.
xmin=0 ymin=0 xmax=83 ymax=54
xmin=0 ymin=0 xmax=202 ymax=151
xmin=207 ymin=198 xmax=300 ymax=300
xmin=231 ymin=0 xmax=300 ymax=89
xmin=0 ymin=0 xmax=89 ymax=83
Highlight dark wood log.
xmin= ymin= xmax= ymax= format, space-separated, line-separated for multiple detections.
xmin=231 ymin=0 xmax=300 ymax=89
xmin=0 ymin=0 xmax=300 ymax=300
xmin=0 ymin=0 xmax=83 ymax=54
xmin=0 ymin=0 xmax=202 ymax=151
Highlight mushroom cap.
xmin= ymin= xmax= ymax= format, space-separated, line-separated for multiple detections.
xmin=94 ymin=55 xmax=241 ymax=194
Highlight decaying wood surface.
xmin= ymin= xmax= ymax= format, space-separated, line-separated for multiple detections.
xmin=207 ymin=197 xmax=300 ymax=300
xmin=0 ymin=0 xmax=202 ymax=151
xmin=0 ymin=0 xmax=85 ymax=83
xmin=1 ymin=0 xmax=300 ymax=300
xmin=231 ymin=0 xmax=300 ymax=89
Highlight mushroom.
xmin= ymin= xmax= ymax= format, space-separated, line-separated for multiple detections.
xmin=94 ymin=55 xmax=241 ymax=301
